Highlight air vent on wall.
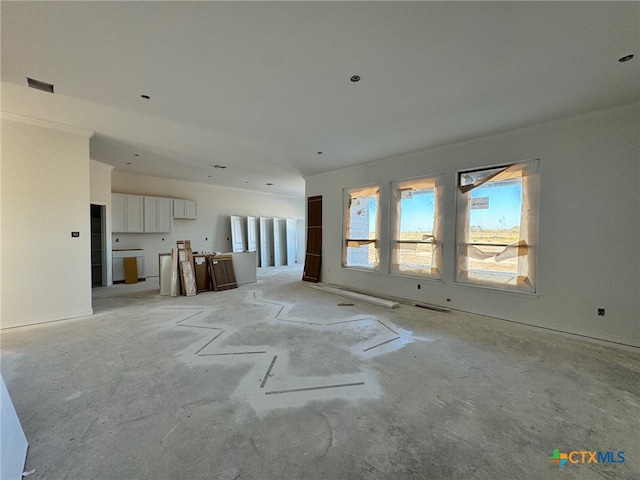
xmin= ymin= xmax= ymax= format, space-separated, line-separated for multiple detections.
xmin=27 ymin=77 xmax=54 ymax=93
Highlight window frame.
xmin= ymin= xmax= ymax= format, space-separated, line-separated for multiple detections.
xmin=454 ymin=159 xmax=540 ymax=293
xmin=389 ymin=174 xmax=444 ymax=279
xmin=342 ymin=184 xmax=381 ymax=271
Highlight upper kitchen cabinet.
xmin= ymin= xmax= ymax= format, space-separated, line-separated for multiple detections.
xmin=113 ymin=194 xmax=173 ymax=233
xmin=173 ymin=199 xmax=197 ymax=219
xmin=144 ymin=196 xmax=173 ymax=233
xmin=112 ymin=193 xmax=143 ymax=233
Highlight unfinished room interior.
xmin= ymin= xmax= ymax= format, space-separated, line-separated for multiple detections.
xmin=1 ymin=2 xmax=638 ymax=479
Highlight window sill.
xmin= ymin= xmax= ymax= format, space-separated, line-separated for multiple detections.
xmin=452 ymin=281 xmax=540 ymax=298
xmin=342 ymin=265 xmax=380 ymax=274
xmin=388 ymin=272 xmax=444 ymax=284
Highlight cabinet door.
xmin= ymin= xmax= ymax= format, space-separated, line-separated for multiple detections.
xmin=157 ymin=197 xmax=173 ymax=232
xmin=126 ymin=195 xmax=144 ymax=232
xmin=185 ymin=200 xmax=197 ymax=219
xmin=173 ymin=199 xmax=186 ymax=218
xmin=144 ymin=197 xmax=158 ymax=232
xmin=112 ymin=194 xmax=127 ymax=232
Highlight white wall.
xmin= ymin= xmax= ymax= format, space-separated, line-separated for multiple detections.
xmin=305 ymin=104 xmax=640 ymax=347
xmin=90 ymin=160 xmax=114 ymax=286
xmin=1 ymin=116 xmax=93 ymax=329
xmin=111 ymin=172 xmax=304 ymax=277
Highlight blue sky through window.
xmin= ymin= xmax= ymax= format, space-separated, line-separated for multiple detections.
xmin=399 ymin=191 xmax=435 ymax=232
xmin=470 ymin=178 xmax=522 ymax=229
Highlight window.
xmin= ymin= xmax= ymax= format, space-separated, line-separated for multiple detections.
xmin=343 ymin=185 xmax=380 ymax=269
xmin=455 ymin=159 xmax=540 ymax=292
xmin=390 ymin=175 xmax=443 ymax=278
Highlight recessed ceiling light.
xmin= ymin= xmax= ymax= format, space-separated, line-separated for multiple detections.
xmin=350 ymin=75 xmax=361 ymax=83
xmin=133 ymin=153 xmax=139 ymax=157
xmin=266 ymin=182 xmax=274 ymax=186
xmin=213 ymin=164 xmax=227 ymax=169
xmin=618 ymin=54 xmax=634 ymax=62
xmin=27 ymin=77 xmax=54 ymax=93
xmin=208 ymin=175 xmax=212 ymax=178
xmin=140 ymin=94 xmax=150 ymax=99
xmin=126 ymin=162 xmax=132 ymax=165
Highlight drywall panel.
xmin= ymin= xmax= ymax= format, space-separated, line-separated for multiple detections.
xmin=259 ymin=217 xmax=274 ymax=267
xmin=273 ymin=218 xmax=287 ymax=266
xmin=247 ymin=216 xmax=259 ymax=267
xmin=1 ymin=118 xmax=93 ymax=329
xmin=286 ymin=218 xmax=297 ymax=266
xmin=296 ymin=219 xmax=305 ymax=264
xmin=230 ymin=215 xmax=245 ymax=252
xmin=90 ymin=160 xmax=113 ymax=286
xmin=305 ymin=104 xmax=640 ymax=346
xmin=110 ymin=174 xmax=304 ymax=276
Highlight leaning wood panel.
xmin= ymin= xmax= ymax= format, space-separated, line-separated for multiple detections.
xmin=193 ymin=254 xmax=212 ymax=292
xmin=180 ymin=261 xmax=197 ymax=297
xmin=124 ymin=257 xmax=138 ymax=284
xmin=303 ymin=195 xmax=322 ymax=282
xmin=209 ymin=255 xmax=238 ymax=291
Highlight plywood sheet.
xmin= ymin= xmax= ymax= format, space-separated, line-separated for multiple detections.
xmin=193 ymin=254 xmax=212 ymax=292
xmin=180 ymin=261 xmax=197 ymax=297
xmin=124 ymin=257 xmax=138 ymax=284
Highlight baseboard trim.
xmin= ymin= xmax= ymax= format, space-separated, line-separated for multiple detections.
xmin=0 ymin=309 xmax=94 ymax=330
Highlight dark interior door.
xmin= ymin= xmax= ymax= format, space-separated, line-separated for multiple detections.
xmin=302 ymin=195 xmax=322 ymax=282
xmin=90 ymin=204 xmax=104 ymax=287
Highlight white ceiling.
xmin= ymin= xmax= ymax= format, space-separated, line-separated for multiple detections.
xmin=2 ymin=1 xmax=638 ymax=197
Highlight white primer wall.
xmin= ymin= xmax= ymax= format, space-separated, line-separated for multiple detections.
xmin=111 ymin=172 xmax=304 ymax=277
xmin=90 ymin=160 xmax=114 ymax=286
xmin=305 ymin=104 xmax=640 ymax=347
xmin=1 ymin=117 xmax=93 ymax=329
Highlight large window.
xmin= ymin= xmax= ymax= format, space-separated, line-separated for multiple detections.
xmin=390 ymin=175 xmax=443 ymax=278
xmin=343 ymin=185 xmax=380 ymax=269
xmin=455 ymin=159 xmax=540 ymax=292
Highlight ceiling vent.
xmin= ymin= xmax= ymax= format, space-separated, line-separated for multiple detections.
xmin=27 ymin=77 xmax=54 ymax=93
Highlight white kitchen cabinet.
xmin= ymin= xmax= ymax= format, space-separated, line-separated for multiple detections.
xmin=144 ymin=196 xmax=172 ymax=233
xmin=112 ymin=193 xmax=127 ymax=232
xmin=112 ymin=193 xmax=143 ymax=233
xmin=157 ymin=197 xmax=173 ymax=231
xmin=173 ymin=199 xmax=197 ymax=219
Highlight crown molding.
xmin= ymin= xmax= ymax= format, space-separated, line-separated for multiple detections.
xmin=1 ymin=111 xmax=94 ymax=138
xmin=90 ymin=159 xmax=115 ymax=171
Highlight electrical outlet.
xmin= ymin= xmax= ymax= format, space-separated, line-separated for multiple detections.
xmin=71 ymin=231 xmax=79 ymax=237
xmin=417 ymin=284 xmax=421 ymax=290
xmin=598 ymin=308 xmax=605 ymax=316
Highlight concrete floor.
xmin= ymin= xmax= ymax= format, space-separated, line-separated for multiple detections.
xmin=2 ymin=265 xmax=639 ymax=480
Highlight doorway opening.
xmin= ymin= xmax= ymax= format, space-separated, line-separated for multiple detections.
xmin=90 ymin=204 xmax=106 ymax=287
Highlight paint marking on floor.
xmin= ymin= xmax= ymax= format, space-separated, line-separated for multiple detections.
xmin=265 ymin=382 xmax=365 ymax=395
xmin=260 ymin=355 xmax=278 ymax=388
xmin=363 ymin=336 xmax=401 ymax=352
